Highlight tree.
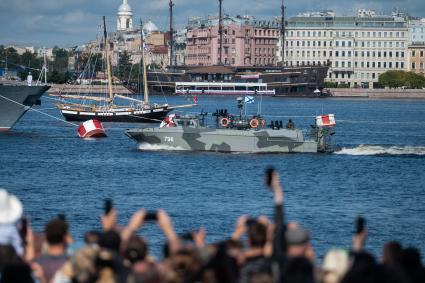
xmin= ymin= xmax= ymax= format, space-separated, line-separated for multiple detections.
xmin=52 ymin=46 xmax=69 ymax=72
xmin=116 ymin=50 xmax=132 ymax=81
xmin=2 ymin=47 xmax=20 ymax=67
xmin=379 ymin=70 xmax=425 ymax=89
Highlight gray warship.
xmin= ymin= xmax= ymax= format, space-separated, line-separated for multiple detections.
xmin=126 ymin=97 xmax=336 ymax=153
xmin=0 ymin=83 xmax=50 ymax=131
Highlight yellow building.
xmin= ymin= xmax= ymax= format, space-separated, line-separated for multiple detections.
xmin=408 ymin=43 xmax=425 ymax=76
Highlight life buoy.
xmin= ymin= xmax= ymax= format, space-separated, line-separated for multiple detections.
xmin=250 ymin=119 xmax=259 ymax=128
xmin=220 ymin=117 xmax=230 ymax=127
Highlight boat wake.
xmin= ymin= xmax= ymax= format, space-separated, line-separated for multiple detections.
xmin=334 ymin=145 xmax=425 ymax=156
xmin=138 ymin=143 xmax=186 ymax=151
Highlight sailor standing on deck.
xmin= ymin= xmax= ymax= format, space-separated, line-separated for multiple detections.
xmin=27 ymin=72 xmax=33 ymax=86
xmin=286 ymin=119 xmax=295 ymax=129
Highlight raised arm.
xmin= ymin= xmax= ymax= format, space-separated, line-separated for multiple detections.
xmin=157 ymin=209 xmax=181 ymax=253
xmin=121 ymin=209 xmax=146 ymax=243
xmin=267 ymin=169 xmax=286 ymax=260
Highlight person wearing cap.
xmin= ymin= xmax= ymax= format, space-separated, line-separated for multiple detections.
xmin=0 ymin=188 xmax=24 ymax=257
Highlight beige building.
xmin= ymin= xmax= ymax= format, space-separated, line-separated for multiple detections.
xmin=408 ymin=44 xmax=425 ymax=76
xmin=285 ymin=10 xmax=409 ymax=88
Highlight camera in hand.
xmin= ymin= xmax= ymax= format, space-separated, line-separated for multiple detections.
xmin=180 ymin=232 xmax=194 ymax=241
xmin=355 ymin=216 xmax=366 ymax=234
xmin=19 ymin=217 xmax=28 ymax=245
xmin=246 ymin=218 xmax=257 ymax=227
xmin=265 ymin=166 xmax=275 ymax=187
xmin=145 ymin=211 xmax=158 ymax=221
xmin=104 ymin=199 xmax=113 ymax=215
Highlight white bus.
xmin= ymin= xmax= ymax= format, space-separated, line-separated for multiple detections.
xmin=175 ymin=82 xmax=275 ymax=96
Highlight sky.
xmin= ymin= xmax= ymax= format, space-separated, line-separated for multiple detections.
xmin=0 ymin=0 xmax=424 ymax=48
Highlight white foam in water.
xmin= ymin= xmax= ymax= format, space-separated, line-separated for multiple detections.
xmin=138 ymin=143 xmax=186 ymax=151
xmin=335 ymin=145 xmax=425 ymax=156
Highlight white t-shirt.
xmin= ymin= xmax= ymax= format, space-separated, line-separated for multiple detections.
xmin=0 ymin=223 xmax=23 ymax=256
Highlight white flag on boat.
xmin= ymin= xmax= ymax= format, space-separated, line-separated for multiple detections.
xmin=245 ymin=96 xmax=255 ymax=104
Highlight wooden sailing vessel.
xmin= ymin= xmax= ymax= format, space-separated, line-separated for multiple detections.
xmin=56 ymin=17 xmax=194 ymax=123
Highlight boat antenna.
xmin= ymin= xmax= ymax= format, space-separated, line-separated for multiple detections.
xmin=218 ymin=0 xmax=223 ymax=65
xmin=169 ymin=0 xmax=174 ymax=67
xmin=103 ymin=16 xmax=114 ymax=104
xmin=140 ymin=18 xmax=149 ymax=104
xmin=280 ymin=0 xmax=285 ymax=71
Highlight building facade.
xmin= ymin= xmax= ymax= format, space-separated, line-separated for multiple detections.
xmin=174 ymin=29 xmax=187 ymax=66
xmin=408 ymin=43 xmax=425 ymax=76
xmin=186 ymin=15 xmax=280 ymax=67
xmin=285 ymin=10 xmax=409 ymax=88
xmin=409 ymin=18 xmax=425 ymax=44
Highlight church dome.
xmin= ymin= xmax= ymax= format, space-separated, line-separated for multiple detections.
xmin=118 ymin=0 xmax=132 ymax=15
xmin=143 ymin=20 xmax=159 ymax=33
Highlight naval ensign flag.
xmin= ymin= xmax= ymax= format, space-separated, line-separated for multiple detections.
xmin=244 ymin=96 xmax=254 ymax=104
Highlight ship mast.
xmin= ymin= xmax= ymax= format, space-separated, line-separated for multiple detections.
xmin=218 ymin=0 xmax=223 ymax=65
xmin=140 ymin=19 xmax=149 ymax=105
xmin=169 ymin=0 xmax=174 ymax=67
xmin=43 ymin=47 xmax=47 ymax=84
xmin=103 ymin=16 xmax=114 ymax=104
xmin=280 ymin=0 xmax=285 ymax=71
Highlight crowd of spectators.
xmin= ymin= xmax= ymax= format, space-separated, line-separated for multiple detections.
xmin=0 ymin=168 xmax=424 ymax=283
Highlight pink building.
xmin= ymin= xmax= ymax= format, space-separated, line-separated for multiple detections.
xmin=186 ymin=16 xmax=280 ymax=67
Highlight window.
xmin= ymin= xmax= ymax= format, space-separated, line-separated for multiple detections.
xmin=412 ymin=62 xmax=416 ymax=69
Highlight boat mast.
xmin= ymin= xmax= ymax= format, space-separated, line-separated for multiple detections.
xmin=280 ymin=0 xmax=285 ymax=71
xmin=169 ymin=0 xmax=174 ymax=67
xmin=43 ymin=47 xmax=47 ymax=84
xmin=140 ymin=19 xmax=149 ymax=104
xmin=218 ymin=0 xmax=223 ymax=65
xmin=103 ymin=16 xmax=114 ymax=103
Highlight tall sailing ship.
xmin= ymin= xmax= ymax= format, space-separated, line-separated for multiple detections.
xmin=56 ymin=17 xmax=194 ymax=123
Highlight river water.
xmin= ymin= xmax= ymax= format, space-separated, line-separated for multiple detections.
xmin=1 ymin=95 xmax=424 ymax=262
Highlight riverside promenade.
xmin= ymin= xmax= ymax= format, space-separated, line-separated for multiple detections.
xmin=329 ymin=88 xmax=425 ymax=99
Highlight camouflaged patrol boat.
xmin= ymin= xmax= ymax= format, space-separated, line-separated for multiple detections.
xmin=126 ymin=97 xmax=336 ymax=153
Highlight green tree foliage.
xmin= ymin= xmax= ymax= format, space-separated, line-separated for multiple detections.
xmin=379 ymin=70 xmax=425 ymax=89
xmin=52 ymin=46 xmax=69 ymax=73
xmin=324 ymin=82 xmax=338 ymax=88
xmin=18 ymin=51 xmax=43 ymax=81
xmin=116 ymin=51 xmax=132 ymax=81
xmin=48 ymin=70 xmax=71 ymax=84
xmin=0 ymin=47 xmax=20 ymax=68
